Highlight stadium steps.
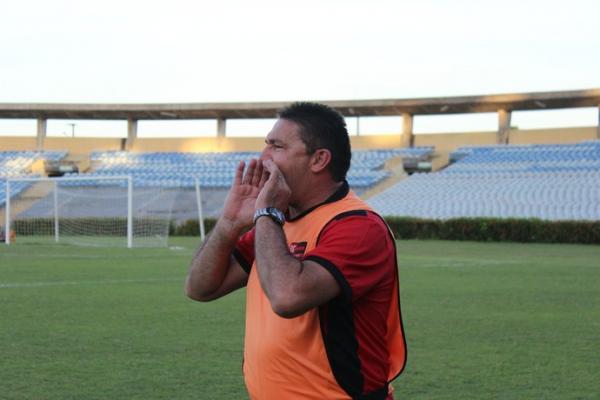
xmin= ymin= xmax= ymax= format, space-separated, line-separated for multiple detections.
xmin=30 ymin=159 xmax=46 ymax=175
xmin=360 ymin=155 xmax=408 ymax=200
xmin=431 ymin=151 xmax=451 ymax=172
xmin=361 ymin=148 xmax=449 ymax=200
xmin=64 ymin=153 xmax=91 ymax=173
xmin=6 ymin=182 xmax=55 ymax=218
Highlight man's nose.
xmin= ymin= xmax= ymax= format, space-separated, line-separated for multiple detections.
xmin=259 ymin=146 xmax=271 ymax=161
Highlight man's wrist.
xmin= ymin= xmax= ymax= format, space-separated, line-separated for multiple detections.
xmin=215 ymin=217 xmax=246 ymax=240
xmin=253 ymin=207 xmax=285 ymax=226
xmin=254 ymin=215 xmax=280 ymax=227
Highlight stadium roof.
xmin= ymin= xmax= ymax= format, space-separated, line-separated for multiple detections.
xmin=0 ymin=88 xmax=599 ymax=120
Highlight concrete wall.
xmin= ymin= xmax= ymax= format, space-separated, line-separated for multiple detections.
xmin=413 ymin=126 xmax=597 ymax=152
xmin=508 ymin=127 xmax=596 ymax=145
xmin=130 ymin=137 xmax=266 ymax=153
xmin=0 ymin=126 xmax=597 ymax=155
xmin=414 ymin=131 xmax=498 ymax=152
xmin=351 ymin=135 xmax=404 ymax=150
xmin=0 ymin=137 xmax=37 ymax=151
xmin=0 ymin=137 xmax=122 ymax=155
xmin=0 ymin=135 xmax=405 ymax=155
xmin=44 ymin=138 xmax=123 ymax=154
xmin=130 ymin=135 xmax=406 ymax=152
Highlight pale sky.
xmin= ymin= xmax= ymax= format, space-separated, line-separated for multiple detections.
xmin=1 ymin=0 xmax=599 ymax=137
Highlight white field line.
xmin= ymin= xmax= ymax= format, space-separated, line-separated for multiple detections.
xmin=0 ymin=277 xmax=182 ymax=289
xmin=0 ymin=253 xmax=189 ymax=260
xmin=417 ymin=261 xmax=509 ymax=268
xmin=400 ymin=255 xmax=523 ymax=268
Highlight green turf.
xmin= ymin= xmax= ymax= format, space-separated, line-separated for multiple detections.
xmin=1 ymin=239 xmax=599 ymax=399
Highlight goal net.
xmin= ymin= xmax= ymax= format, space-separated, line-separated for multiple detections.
xmin=3 ymin=176 xmax=179 ymax=247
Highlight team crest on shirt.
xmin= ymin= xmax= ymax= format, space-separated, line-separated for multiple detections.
xmin=289 ymin=241 xmax=307 ymax=259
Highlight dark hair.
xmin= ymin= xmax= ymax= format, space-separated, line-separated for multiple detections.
xmin=278 ymin=102 xmax=351 ymax=182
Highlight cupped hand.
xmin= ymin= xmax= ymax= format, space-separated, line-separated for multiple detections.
xmin=221 ymin=159 xmax=267 ymax=231
xmin=256 ymin=159 xmax=291 ymax=211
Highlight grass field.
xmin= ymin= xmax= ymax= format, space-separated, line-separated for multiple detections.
xmin=1 ymin=238 xmax=599 ymax=399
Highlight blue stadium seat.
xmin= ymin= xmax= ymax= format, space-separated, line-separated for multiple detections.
xmin=73 ymin=148 xmax=420 ymax=190
xmin=369 ymin=141 xmax=600 ymax=221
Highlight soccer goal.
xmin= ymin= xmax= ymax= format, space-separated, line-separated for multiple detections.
xmin=3 ymin=175 xmax=180 ymax=248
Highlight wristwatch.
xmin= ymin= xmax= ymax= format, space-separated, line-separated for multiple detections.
xmin=253 ymin=207 xmax=286 ymax=226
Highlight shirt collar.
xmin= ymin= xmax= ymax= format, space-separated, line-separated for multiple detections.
xmin=287 ymin=180 xmax=349 ymax=222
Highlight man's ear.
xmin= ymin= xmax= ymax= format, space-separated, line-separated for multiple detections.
xmin=310 ymin=149 xmax=332 ymax=173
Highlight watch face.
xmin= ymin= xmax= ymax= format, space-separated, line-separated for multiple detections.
xmin=267 ymin=207 xmax=285 ymax=222
xmin=266 ymin=207 xmax=285 ymax=224
xmin=254 ymin=207 xmax=285 ymax=225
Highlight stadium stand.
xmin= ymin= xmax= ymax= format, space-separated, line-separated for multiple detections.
xmin=368 ymin=141 xmax=600 ymax=221
xmin=445 ymin=141 xmax=600 ymax=173
xmin=0 ymin=148 xmax=424 ymax=220
xmin=52 ymin=149 xmax=424 ymax=219
xmin=0 ymin=151 xmax=67 ymax=207
xmin=5 ymin=142 xmax=598 ymax=223
xmin=2 ymin=90 xmax=598 ymax=246
xmin=63 ymin=149 xmax=432 ymax=191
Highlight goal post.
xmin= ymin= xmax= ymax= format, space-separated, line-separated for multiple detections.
xmin=4 ymin=179 xmax=10 ymax=244
xmin=194 ymin=177 xmax=206 ymax=242
xmin=4 ymin=175 xmax=176 ymax=248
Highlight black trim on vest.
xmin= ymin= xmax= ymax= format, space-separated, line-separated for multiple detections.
xmin=287 ymin=180 xmax=349 ymax=222
xmin=307 ymin=255 xmax=392 ymax=399
xmin=318 ymin=295 xmax=366 ymax=398
xmin=232 ymin=248 xmax=252 ymax=274
xmin=334 ymin=210 xmax=368 ymax=220
xmin=357 ymin=385 xmax=389 ymax=400
xmin=318 ymin=282 xmax=364 ymax=398
xmin=370 ymin=213 xmax=409 ymax=381
xmin=304 ymin=255 xmax=352 ymax=303
xmin=314 ymin=209 xmax=408 ymax=391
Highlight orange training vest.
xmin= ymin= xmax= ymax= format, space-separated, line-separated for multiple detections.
xmin=243 ymin=191 xmax=406 ymax=400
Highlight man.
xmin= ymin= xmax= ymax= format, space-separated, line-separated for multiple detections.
xmin=185 ymin=102 xmax=406 ymax=399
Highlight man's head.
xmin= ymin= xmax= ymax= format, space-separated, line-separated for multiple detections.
xmin=277 ymin=102 xmax=351 ymax=182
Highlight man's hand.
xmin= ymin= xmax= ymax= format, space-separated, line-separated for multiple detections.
xmin=256 ymin=159 xmax=291 ymax=211
xmin=186 ymin=159 xmax=262 ymax=302
xmin=221 ymin=159 xmax=267 ymax=231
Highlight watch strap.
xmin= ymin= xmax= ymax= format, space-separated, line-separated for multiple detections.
xmin=253 ymin=207 xmax=285 ymax=226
